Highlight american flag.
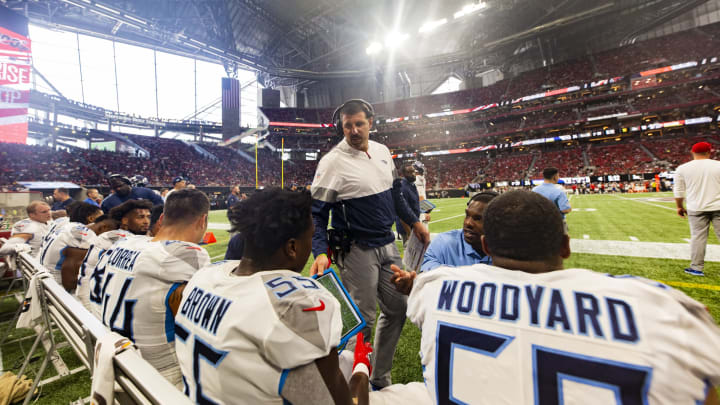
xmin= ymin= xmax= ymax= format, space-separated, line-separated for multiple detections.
xmin=222 ymin=77 xmax=240 ymax=110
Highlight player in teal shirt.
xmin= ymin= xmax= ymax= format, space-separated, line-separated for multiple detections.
xmin=532 ymin=167 xmax=572 ymax=219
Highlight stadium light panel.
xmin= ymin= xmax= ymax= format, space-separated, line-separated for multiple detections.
xmin=123 ymin=14 xmax=147 ymax=25
xmin=453 ymin=2 xmax=487 ymax=19
xmin=419 ymin=18 xmax=448 ymax=33
xmin=384 ymin=32 xmax=409 ymax=48
xmin=95 ymin=3 xmax=121 ymax=15
xmin=366 ymin=41 xmax=383 ymax=55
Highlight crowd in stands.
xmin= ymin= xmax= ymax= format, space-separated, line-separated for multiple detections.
xmin=0 ymin=143 xmax=102 ymax=186
xmin=9 ymin=24 xmax=720 ymax=190
xmin=586 ymin=141 xmax=659 ymax=175
xmin=483 ymin=153 xmax=535 ymax=182
xmin=2 ymin=129 xmax=718 ymax=190
xmin=528 ymin=147 xmax=585 ymax=178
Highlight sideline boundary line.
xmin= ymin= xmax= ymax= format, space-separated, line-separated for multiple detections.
xmin=611 ymin=194 xmax=675 ymax=211
xmin=429 ymin=214 xmax=465 ymax=224
xmin=659 ymin=280 xmax=720 ymax=292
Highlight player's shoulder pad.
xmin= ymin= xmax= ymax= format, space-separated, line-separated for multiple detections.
xmin=260 ymin=273 xmax=339 ymax=350
xmin=12 ymin=218 xmax=32 ymax=229
xmin=69 ymin=224 xmax=92 ymax=238
xmin=161 ymin=240 xmax=210 ymax=269
xmin=392 ymin=178 xmax=404 ymax=188
xmin=605 ymin=273 xmax=714 ymax=320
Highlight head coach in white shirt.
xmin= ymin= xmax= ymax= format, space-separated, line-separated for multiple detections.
xmin=309 ymin=99 xmax=431 ymax=389
xmin=674 ymin=141 xmax=720 ymax=276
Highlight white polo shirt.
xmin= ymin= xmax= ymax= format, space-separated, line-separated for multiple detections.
xmin=674 ymin=158 xmax=720 ymax=212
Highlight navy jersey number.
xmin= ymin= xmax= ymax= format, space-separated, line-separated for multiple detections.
xmin=105 ymin=277 xmax=137 ymax=340
xmin=175 ymin=323 xmax=227 ymax=405
xmin=434 ymin=321 xmax=651 ymax=405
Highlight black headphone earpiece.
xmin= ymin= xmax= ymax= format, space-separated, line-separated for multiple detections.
xmin=331 ymin=99 xmax=375 ymax=136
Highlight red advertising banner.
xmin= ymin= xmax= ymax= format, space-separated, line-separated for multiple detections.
xmin=0 ymin=25 xmax=31 ymax=144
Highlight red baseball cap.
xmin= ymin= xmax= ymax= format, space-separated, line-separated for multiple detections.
xmin=692 ymin=141 xmax=712 ymax=153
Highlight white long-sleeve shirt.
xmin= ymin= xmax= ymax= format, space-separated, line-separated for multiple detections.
xmin=674 ymin=158 xmax=720 ymax=212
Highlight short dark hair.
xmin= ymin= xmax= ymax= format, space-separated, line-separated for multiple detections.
xmin=55 ymin=187 xmax=69 ymax=195
xmin=542 ymin=167 xmax=559 ymax=180
xmin=483 ymin=190 xmax=564 ymax=261
xmin=109 ymin=199 xmax=153 ymax=222
xmin=65 ymin=201 xmax=81 ymax=218
xmin=70 ymin=202 xmax=102 ymax=224
xmin=339 ymin=100 xmax=373 ymax=120
xmin=469 ymin=191 xmax=499 ymax=205
xmin=94 ymin=214 xmax=109 ymax=223
xmin=149 ymin=204 xmax=163 ymax=229
xmin=228 ymin=188 xmax=312 ymax=260
xmin=163 ymin=189 xmax=210 ymax=226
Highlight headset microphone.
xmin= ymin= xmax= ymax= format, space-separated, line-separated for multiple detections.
xmin=331 ymin=99 xmax=375 ymax=137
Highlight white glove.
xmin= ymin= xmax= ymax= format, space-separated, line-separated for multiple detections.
xmin=0 ymin=238 xmax=29 ymax=256
xmin=14 ymin=244 xmax=31 ymax=254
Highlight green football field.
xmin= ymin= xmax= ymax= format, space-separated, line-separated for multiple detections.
xmin=206 ymin=192 xmax=720 ymax=384
xmin=2 ymin=192 xmax=719 ymax=403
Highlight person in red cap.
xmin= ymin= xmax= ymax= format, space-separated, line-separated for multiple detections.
xmin=674 ymin=141 xmax=720 ymax=276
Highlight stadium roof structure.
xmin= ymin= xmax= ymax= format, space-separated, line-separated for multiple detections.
xmin=5 ymin=0 xmax=711 ymax=85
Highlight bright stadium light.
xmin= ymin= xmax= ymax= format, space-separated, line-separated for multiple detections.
xmin=366 ymin=41 xmax=383 ymax=55
xmin=453 ymin=2 xmax=487 ymax=19
xmin=419 ymin=18 xmax=448 ymax=34
xmin=384 ymin=32 xmax=409 ymax=48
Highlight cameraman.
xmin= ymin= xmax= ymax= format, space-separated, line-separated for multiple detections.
xmin=309 ymin=99 xmax=430 ymax=389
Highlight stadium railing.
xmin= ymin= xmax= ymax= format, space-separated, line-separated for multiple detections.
xmin=1 ymin=242 xmax=191 ymax=405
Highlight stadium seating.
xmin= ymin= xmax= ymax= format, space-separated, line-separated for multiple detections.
xmin=529 ymin=147 xmax=585 ymax=178
xmin=8 ymin=24 xmax=720 ymax=190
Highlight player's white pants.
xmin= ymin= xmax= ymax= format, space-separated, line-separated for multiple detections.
xmin=369 ymin=382 xmax=433 ymax=405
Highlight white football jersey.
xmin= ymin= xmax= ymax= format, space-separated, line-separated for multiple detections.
xmin=37 ymin=218 xmax=69 ymax=256
xmin=408 ymin=264 xmax=720 ymax=405
xmin=174 ymin=261 xmax=342 ymax=404
xmin=11 ymin=218 xmax=49 ymax=257
xmin=415 ymin=175 xmax=427 ymax=200
xmin=88 ymin=237 xmax=210 ymax=387
xmin=75 ymin=230 xmax=135 ymax=312
xmin=38 ymin=222 xmax=96 ymax=285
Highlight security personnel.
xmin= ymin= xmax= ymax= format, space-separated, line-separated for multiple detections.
xmin=309 ymin=99 xmax=430 ymax=389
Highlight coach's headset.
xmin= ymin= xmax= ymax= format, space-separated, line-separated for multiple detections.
xmin=331 ymin=99 xmax=375 ymax=136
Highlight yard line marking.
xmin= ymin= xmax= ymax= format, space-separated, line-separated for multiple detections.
xmin=208 ymin=223 xmax=231 ymax=230
xmin=629 ymin=236 xmax=639 ymax=241
xmin=684 ymin=238 xmax=691 ymax=243
xmin=611 ymin=195 xmax=675 ymax=211
xmin=658 ymin=280 xmax=720 ymax=292
xmin=211 ymin=253 xmax=225 ymax=260
xmin=570 ymin=239 xmax=720 ymax=261
xmin=429 ymin=214 xmax=465 ymax=224
xmin=583 ymin=235 xmax=590 ymax=240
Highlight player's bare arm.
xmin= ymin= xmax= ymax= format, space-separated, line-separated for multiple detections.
xmin=706 ymin=387 xmax=719 ymax=405
xmin=0 ymin=235 xmax=32 ymax=255
xmin=60 ymin=247 xmax=88 ymax=292
xmin=167 ymin=283 xmax=187 ymax=316
xmin=281 ymin=347 xmax=369 ymax=405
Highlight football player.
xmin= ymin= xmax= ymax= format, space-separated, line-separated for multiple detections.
xmin=0 ymin=201 xmax=51 ymax=257
xmin=390 ymin=190 xmax=720 ymax=404
xmin=88 ymin=189 xmax=210 ymax=387
xmin=76 ymin=199 xmax=152 ymax=312
xmin=110 ymin=199 xmax=152 ymax=236
xmin=174 ymin=188 xmax=371 ymax=404
xmin=38 ymin=202 xmax=115 ymax=291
